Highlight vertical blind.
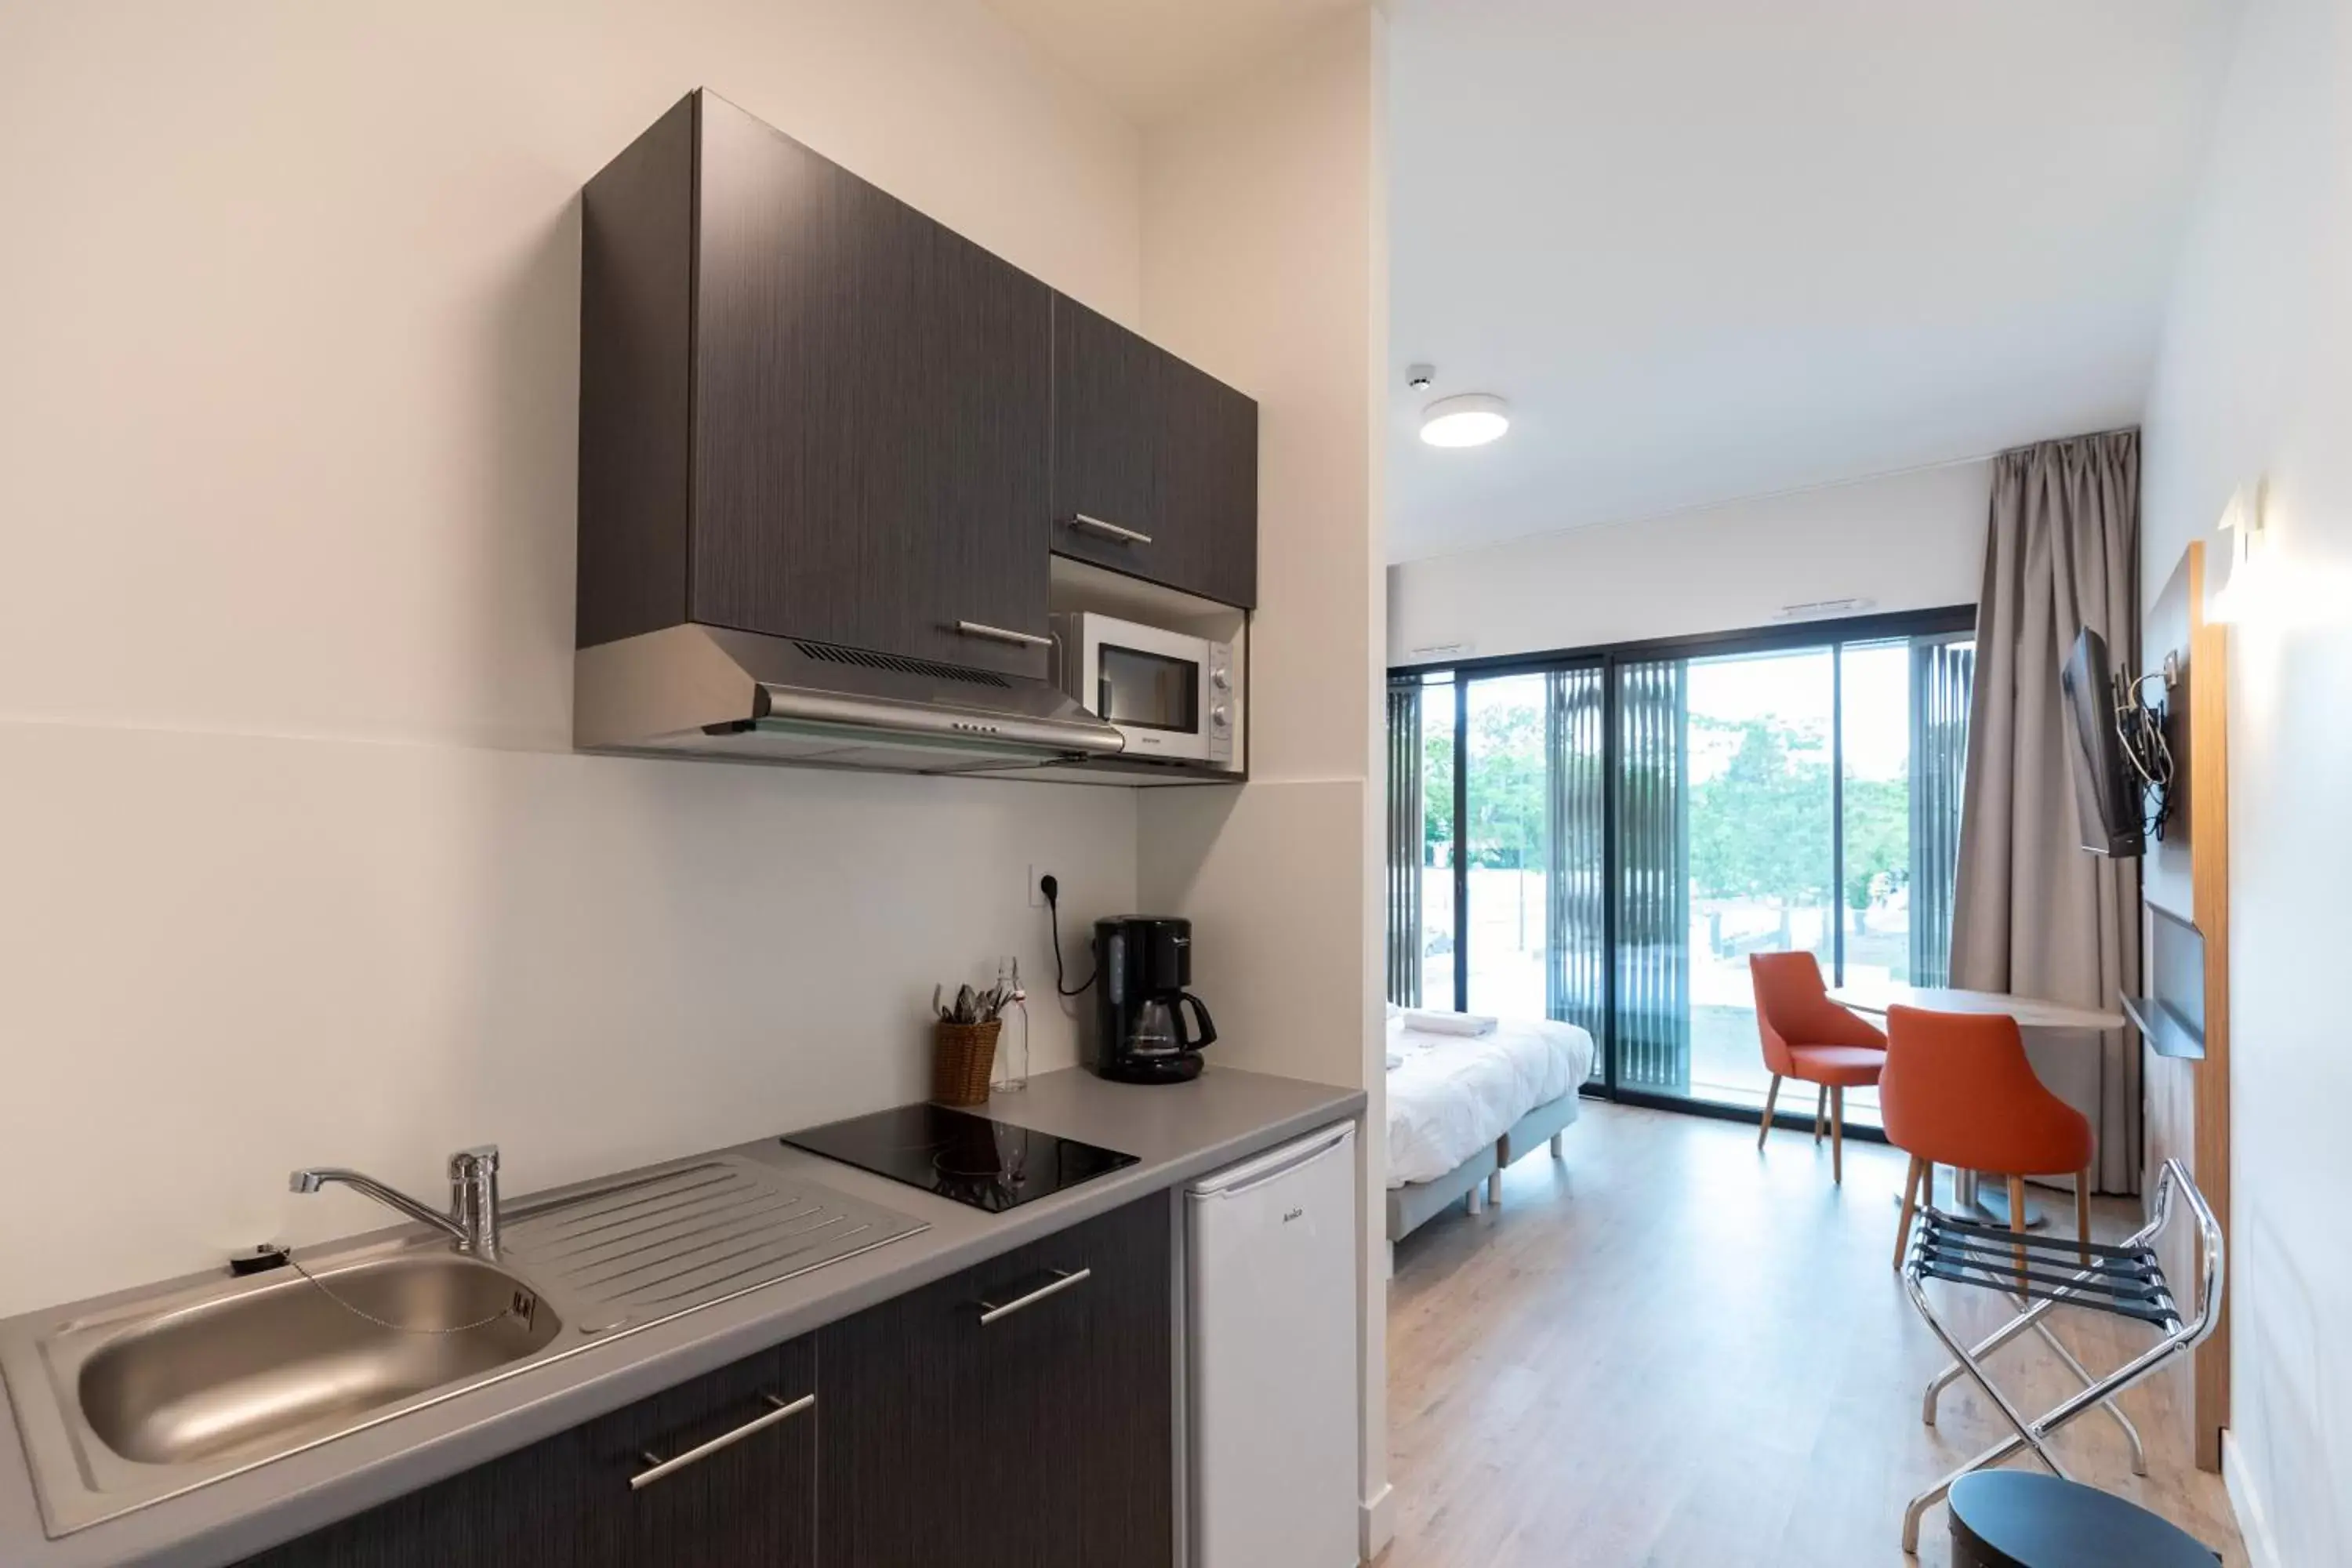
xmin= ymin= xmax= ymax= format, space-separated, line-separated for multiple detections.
xmin=1545 ymin=666 xmax=1607 ymax=1063
xmin=1613 ymin=659 xmax=1690 ymax=1095
xmin=1909 ymin=636 xmax=1974 ymax=988
xmin=1385 ymin=677 xmax=1424 ymax=1006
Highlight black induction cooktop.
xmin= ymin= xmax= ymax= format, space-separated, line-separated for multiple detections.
xmin=779 ymin=1103 xmax=1139 ymax=1214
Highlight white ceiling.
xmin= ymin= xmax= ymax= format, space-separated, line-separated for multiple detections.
xmin=1388 ymin=0 xmax=2245 ymax=562
xmin=984 ymin=0 xmax=1360 ymax=123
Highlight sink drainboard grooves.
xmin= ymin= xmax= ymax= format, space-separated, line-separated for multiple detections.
xmin=503 ymin=1160 xmax=918 ymax=1325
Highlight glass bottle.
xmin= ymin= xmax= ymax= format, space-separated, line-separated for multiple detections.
xmin=995 ymin=955 xmax=1030 ymax=1091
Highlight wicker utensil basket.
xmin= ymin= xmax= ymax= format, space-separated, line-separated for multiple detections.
xmin=932 ymin=1019 xmax=1002 ymax=1108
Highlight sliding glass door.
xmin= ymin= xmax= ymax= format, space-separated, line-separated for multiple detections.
xmin=1386 ymin=610 xmax=1973 ymax=1129
xmin=1465 ymin=673 xmax=1548 ymax=1017
xmin=1650 ymin=646 xmax=1838 ymax=1109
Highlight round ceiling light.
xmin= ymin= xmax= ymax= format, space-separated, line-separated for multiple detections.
xmin=1419 ymin=393 xmax=1510 ymax=448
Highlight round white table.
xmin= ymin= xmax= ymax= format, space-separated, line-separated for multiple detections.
xmin=1826 ymin=982 xmax=2125 ymax=1033
xmin=1827 ymin=983 xmax=2125 ymax=1228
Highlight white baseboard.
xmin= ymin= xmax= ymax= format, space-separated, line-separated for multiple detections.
xmin=2224 ymin=1432 xmax=2282 ymax=1568
xmin=1359 ymin=1481 xmax=1395 ymax=1562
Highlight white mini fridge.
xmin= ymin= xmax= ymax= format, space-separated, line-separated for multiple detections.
xmin=1185 ymin=1120 xmax=1359 ymax=1568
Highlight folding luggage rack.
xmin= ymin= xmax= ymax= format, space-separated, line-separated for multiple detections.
xmin=1898 ymin=1156 xmax=2223 ymax=1554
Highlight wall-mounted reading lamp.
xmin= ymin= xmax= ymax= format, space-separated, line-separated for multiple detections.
xmin=2211 ymin=479 xmax=2270 ymax=623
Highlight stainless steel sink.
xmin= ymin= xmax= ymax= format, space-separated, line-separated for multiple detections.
xmin=0 ymin=1152 xmax=925 ymax=1539
xmin=76 ymin=1252 xmax=558 ymax=1468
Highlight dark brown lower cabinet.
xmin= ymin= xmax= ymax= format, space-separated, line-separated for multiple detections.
xmin=235 ymin=1196 xmax=1171 ymax=1568
xmin=818 ymin=1193 xmax=1173 ymax=1568
xmin=238 ymin=1340 xmax=816 ymax=1568
xmin=593 ymin=1338 xmax=818 ymax=1567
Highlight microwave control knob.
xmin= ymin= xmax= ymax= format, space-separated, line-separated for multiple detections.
xmin=1210 ymin=669 xmax=1232 ymax=692
xmin=1210 ymin=706 xmax=1229 ymax=728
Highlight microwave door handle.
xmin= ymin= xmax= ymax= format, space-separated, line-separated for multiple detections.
xmin=1177 ymin=992 xmax=1218 ymax=1051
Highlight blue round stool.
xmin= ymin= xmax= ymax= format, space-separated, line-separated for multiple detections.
xmin=1948 ymin=1472 xmax=2219 ymax=1566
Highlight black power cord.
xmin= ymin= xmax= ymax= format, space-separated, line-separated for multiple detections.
xmin=1040 ymin=875 xmax=1096 ymax=996
xmin=2114 ymin=672 xmax=2177 ymax=842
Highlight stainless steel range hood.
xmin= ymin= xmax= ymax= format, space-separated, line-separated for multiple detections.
xmin=574 ymin=625 xmax=1125 ymax=774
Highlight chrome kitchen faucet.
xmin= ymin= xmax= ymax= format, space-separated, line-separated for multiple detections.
xmin=290 ymin=1145 xmax=503 ymax=1259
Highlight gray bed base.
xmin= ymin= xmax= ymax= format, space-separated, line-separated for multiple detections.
xmin=1385 ymin=1091 xmax=1582 ymax=1262
xmin=1384 ymin=1142 xmax=1497 ymax=1247
xmin=1498 ymin=1091 xmax=1582 ymax=1169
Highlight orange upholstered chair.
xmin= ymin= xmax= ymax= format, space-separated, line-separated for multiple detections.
xmin=1881 ymin=1005 xmax=2096 ymax=1270
xmin=1749 ymin=951 xmax=1886 ymax=1183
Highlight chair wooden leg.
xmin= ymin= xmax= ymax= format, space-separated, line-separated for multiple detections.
xmin=2076 ymin=1167 xmax=2093 ymax=1265
xmin=1758 ymin=1075 xmax=1782 ymax=1151
xmin=1813 ymin=1083 xmax=1828 ymax=1144
xmin=1895 ymin=1155 xmax=1924 ymax=1271
xmin=1831 ymin=1087 xmax=1845 ymax=1185
xmin=2007 ymin=1174 xmax=2030 ymax=1285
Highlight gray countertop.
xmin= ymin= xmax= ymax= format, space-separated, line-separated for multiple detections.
xmin=0 ymin=1066 xmax=1363 ymax=1567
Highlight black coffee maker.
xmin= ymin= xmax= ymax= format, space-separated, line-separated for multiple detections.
xmin=1091 ymin=916 xmax=1218 ymax=1083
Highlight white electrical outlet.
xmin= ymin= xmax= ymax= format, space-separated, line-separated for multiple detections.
xmin=1028 ymin=865 xmax=1047 ymax=908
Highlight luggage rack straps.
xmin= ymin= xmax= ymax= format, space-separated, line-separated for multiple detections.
xmin=1913 ymin=1261 xmax=2180 ymax=1328
xmin=1914 ymin=1262 xmax=2171 ymax=1319
xmin=1912 ymin=1208 xmax=2176 ymax=1326
xmin=1918 ymin=1207 xmax=2156 ymax=1263
xmin=1910 ymin=1241 xmax=2164 ymax=1288
xmin=1917 ymin=1232 xmax=2159 ymax=1286
xmin=1914 ymin=1244 xmax=2166 ymax=1301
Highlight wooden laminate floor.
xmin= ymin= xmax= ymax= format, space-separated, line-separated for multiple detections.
xmin=1379 ymin=1102 xmax=2245 ymax=1567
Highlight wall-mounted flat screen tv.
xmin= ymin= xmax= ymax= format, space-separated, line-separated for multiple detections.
xmin=2059 ymin=627 xmax=2145 ymax=858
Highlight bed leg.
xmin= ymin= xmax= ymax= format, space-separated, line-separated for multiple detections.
xmin=1486 ymin=1171 xmax=1503 ymax=1208
xmin=1384 ymin=1242 xmax=1396 ymax=1280
xmin=1549 ymin=1131 xmax=1563 ymax=1159
xmin=1465 ymin=1185 xmax=1486 ymax=1217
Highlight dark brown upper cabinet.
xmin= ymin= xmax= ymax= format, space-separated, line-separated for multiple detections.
xmin=578 ymin=91 xmax=1053 ymax=679
xmin=1051 ymin=296 xmax=1258 ymax=608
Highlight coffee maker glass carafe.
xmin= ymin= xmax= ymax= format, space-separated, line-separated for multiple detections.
xmin=1130 ymin=997 xmax=1181 ymax=1056
xmin=1093 ymin=916 xmax=1218 ymax=1084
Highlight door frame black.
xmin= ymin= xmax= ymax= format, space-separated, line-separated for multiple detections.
xmin=1393 ymin=602 xmax=1976 ymax=1119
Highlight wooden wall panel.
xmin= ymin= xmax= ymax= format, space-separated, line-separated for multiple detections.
xmin=2140 ymin=539 xmax=2230 ymax=1472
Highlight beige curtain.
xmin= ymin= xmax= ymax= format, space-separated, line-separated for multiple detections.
xmin=1951 ymin=430 xmax=2143 ymax=1194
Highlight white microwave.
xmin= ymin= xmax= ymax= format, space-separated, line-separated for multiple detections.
xmin=1050 ymin=612 xmax=1235 ymax=765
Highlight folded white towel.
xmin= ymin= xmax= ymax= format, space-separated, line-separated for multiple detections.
xmin=1402 ymin=1009 xmax=1497 ymax=1036
xmin=1385 ymin=1051 xmax=1404 ymax=1071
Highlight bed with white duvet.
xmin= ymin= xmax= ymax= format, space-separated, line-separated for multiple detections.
xmin=1385 ymin=1008 xmax=1594 ymax=1243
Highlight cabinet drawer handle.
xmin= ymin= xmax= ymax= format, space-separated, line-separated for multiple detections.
xmin=976 ymin=1266 xmax=1091 ymax=1325
xmin=630 ymin=1392 xmax=815 ymax=1491
xmin=1069 ymin=513 xmax=1154 ymax=546
xmin=955 ymin=619 xmax=1053 ymax=649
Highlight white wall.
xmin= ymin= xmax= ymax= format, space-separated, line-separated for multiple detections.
xmin=1386 ymin=459 xmax=1989 ymax=663
xmin=1130 ymin=9 xmax=1392 ymax=1553
xmin=2140 ymin=0 xmax=2352 ymax=1559
xmin=0 ymin=0 xmax=1145 ymax=1314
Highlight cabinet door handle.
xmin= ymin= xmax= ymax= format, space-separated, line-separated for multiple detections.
xmin=630 ymin=1392 xmax=815 ymax=1491
xmin=1068 ymin=513 xmax=1154 ymax=546
xmin=955 ymin=619 xmax=1053 ymax=649
xmin=976 ymin=1266 xmax=1091 ymax=1325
